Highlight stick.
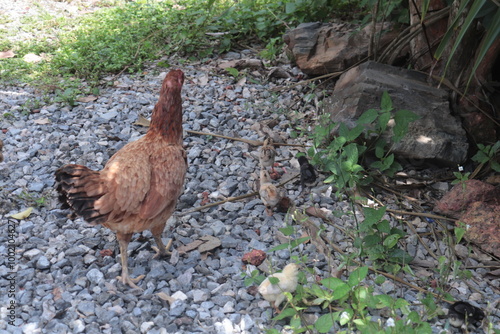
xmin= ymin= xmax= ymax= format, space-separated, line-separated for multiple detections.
xmin=135 ymin=115 xmax=308 ymax=147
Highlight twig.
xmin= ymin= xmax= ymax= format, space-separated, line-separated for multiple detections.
xmin=185 ymin=130 xmax=308 ymax=147
xmin=136 ymin=115 xmax=309 ymax=147
xmin=179 ymin=192 xmax=258 ymax=215
xmin=179 ymin=174 xmax=299 ymax=215
xmin=384 ymin=208 xmax=457 ymax=222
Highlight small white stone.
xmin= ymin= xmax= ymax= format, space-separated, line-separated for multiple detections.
xmin=140 ymin=321 xmax=154 ymax=333
xmin=24 ymin=248 xmax=42 ymax=260
xmin=171 ymin=291 xmax=188 ymax=301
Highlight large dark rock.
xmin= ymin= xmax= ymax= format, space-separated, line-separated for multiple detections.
xmin=323 ymin=61 xmax=468 ymax=165
xmin=283 ymin=22 xmax=398 ymax=76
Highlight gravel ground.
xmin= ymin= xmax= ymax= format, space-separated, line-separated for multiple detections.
xmin=1 ymin=1 xmax=499 ymax=334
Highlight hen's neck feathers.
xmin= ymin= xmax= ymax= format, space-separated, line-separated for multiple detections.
xmin=147 ymin=72 xmax=184 ymax=144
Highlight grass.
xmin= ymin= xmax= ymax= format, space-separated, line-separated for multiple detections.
xmin=0 ymin=0 xmax=351 ymax=91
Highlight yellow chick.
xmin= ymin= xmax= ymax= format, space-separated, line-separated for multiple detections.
xmin=258 ymin=263 xmax=300 ymax=312
xmin=259 ymin=169 xmax=281 ymax=216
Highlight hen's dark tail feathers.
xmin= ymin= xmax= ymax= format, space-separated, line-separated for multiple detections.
xmin=55 ymin=164 xmax=108 ymax=225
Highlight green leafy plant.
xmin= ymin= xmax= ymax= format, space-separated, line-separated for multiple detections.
xmin=53 ymin=87 xmax=79 ymax=107
xmin=309 ymin=91 xmax=419 ymax=196
xmin=471 ymin=141 xmax=500 ymax=172
xmin=18 ymin=191 xmax=47 ymax=208
xmin=241 ymin=269 xmax=266 ymax=287
xmin=354 ymin=206 xmax=413 ymax=274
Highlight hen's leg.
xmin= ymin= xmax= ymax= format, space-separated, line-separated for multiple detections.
xmin=115 ymin=232 xmax=144 ymax=289
xmin=151 ymin=224 xmax=172 ymax=258
xmin=152 ymin=236 xmax=172 ymax=258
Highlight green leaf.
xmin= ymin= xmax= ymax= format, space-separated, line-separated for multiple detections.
xmin=266 ymin=329 xmax=280 ymax=334
xmin=332 ymin=283 xmax=351 ymax=300
xmin=394 ymin=298 xmax=410 ymax=310
xmin=348 ymin=266 xmax=368 ymax=287
xmin=279 ymin=225 xmax=295 ymax=236
xmin=389 ymin=248 xmax=413 ymax=263
xmin=225 ymin=67 xmax=239 ymax=77
xmin=491 ymin=140 xmax=500 ymax=153
xmin=338 ymin=123 xmax=350 ymax=138
xmin=374 ymin=139 xmax=386 ymax=159
xmin=376 ymin=220 xmax=391 ymax=234
xmin=269 ymin=277 xmax=280 ymax=285
xmin=421 ymin=0 xmax=430 ymax=21
xmin=393 ymin=109 xmax=420 ymax=143
xmin=362 ymin=234 xmax=382 ymax=247
xmin=380 ymin=91 xmax=393 ymax=111
xmin=491 ymin=161 xmax=500 ymax=172
xmin=374 ymin=275 xmax=386 ymax=285
xmin=383 ymin=153 xmax=395 ymax=168
xmin=289 ymin=236 xmax=310 ymax=249
xmin=285 ymin=2 xmax=296 ymax=14
xmin=357 ymin=109 xmax=379 ymax=125
xmin=454 ymin=226 xmax=466 ymax=243
xmin=383 ymin=234 xmax=401 ymax=248
xmin=472 ymin=150 xmax=489 ymax=163
xmin=320 ymin=277 xmax=345 ymax=290
xmin=268 ymin=243 xmax=290 ymax=252
xmin=272 ymin=307 xmax=296 ymax=320
xmin=362 ymin=206 xmax=387 ymax=225
xmin=289 ymin=315 xmax=301 ymax=329
xmin=315 ymin=313 xmax=335 ymax=333
xmin=339 ymin=309 xmax=353 ymax=325
xmin=376 ymin=294 xmax=393 ymax=308
xmin=377 ymin=111 xmax=391 ymax=133
xmin=343 ymin=143 xmax=359 ymax=166
xmin=346 ymin=125 xmax=365 ymax=142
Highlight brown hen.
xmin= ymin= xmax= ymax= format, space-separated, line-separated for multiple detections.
xmin=55 ymin=69 xmax=187 ymax=289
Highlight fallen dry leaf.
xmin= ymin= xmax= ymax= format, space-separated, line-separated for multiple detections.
xmin=76 ymin=95 xmax=98 ymax=103
xmin=198 ymin=235 xmax=221 ymax=253
xmin=485 ymin=268 xmax=500 ymax=278
xmin=134 ymin=114 xmax=151 ymax=127
xmin=33 ymin=118 xmax=51 ymax=125
xmin=0 ymin=50 xmax=15 ymax=59
xmin=236 ymin=76 xmax=246 ymax=86
xmin=10 ymin=207 xmax=33 ymax=220
xmin=177 ymin=240 xmax=204 ymax=254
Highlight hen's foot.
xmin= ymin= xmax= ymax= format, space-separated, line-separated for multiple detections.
xmin=152 ymin=238 xmax=173 ymax=258
xmin=116 ymin=274 xmax=145 ymax=290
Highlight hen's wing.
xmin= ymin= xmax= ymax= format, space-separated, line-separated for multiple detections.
xmin=100 ymin=140 xmax=187 ymax=221
xmin=57 ymin=139 xmax=187 ymax=227
xmin=138 ymin=144 xmax=187 ymax=219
